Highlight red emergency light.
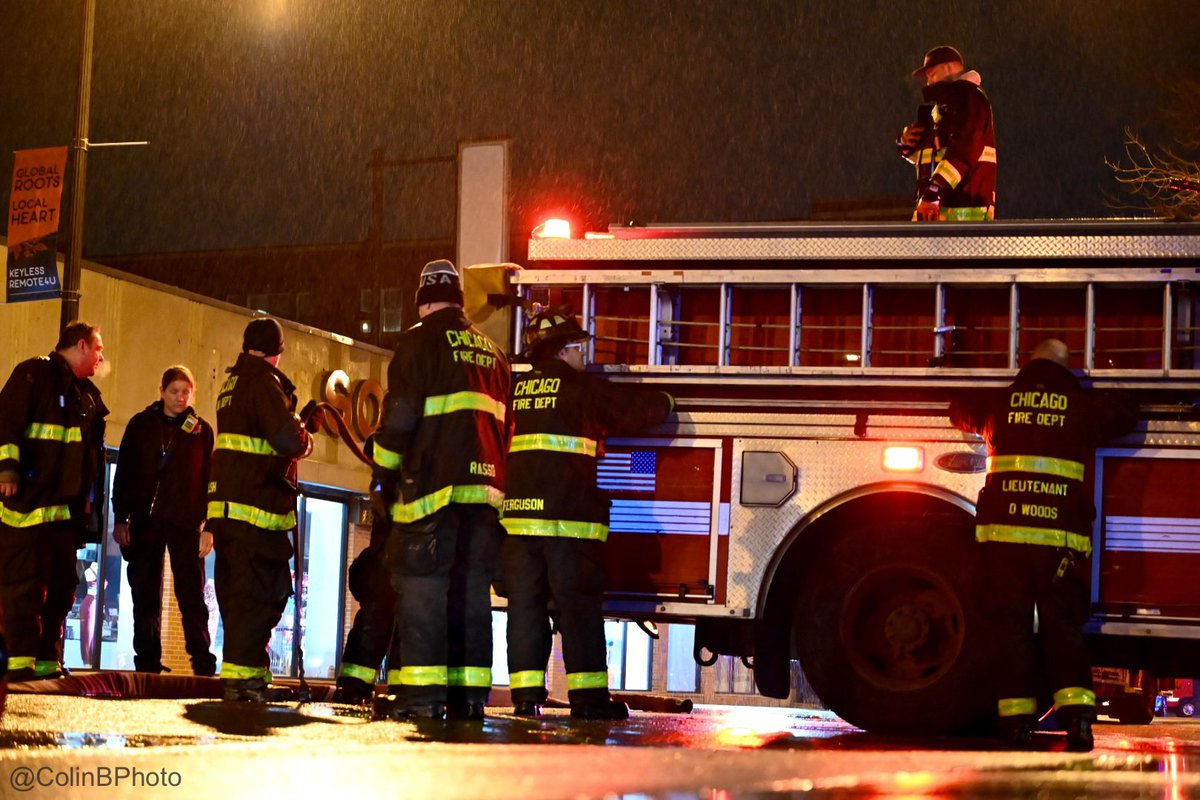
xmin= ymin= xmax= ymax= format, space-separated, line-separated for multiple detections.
xmin=532 ymin=218 xmax=571 ymax=239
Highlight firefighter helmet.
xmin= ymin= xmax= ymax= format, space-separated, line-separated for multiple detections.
xmin=523 ymin=305 xmax=587 ymax=360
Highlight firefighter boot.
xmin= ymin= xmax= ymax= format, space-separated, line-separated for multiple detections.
xmin=374 ymin=686 xmax=447 ymax=721
xmin=332 ymin=676 xmax=375 ymax=706
xmin=513 ymin=701 xmax=543 ymax=717
xmin=570 ymin=699 xmax=630 ymax=720
xmin=1066 ymin=718 xmax=1094 ymax=753
xmin=222 ymin=677 xmax=296 ymax=703
xmin=997 ymin=714 xmax=1037 ymax=750
xmin=446 ymin=701 xmax=486 ymax=721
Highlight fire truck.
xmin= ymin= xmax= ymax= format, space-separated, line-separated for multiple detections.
xmin=469 ymin=218 xmax=1200 ymax=735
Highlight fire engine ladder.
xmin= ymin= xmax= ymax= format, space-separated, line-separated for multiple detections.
xmin=512 ymin=268 xmax=1200 ymax=377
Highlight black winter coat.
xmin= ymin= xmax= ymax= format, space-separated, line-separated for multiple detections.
xmin=0 ymin=352 xmax=107 ymax=533
xmin=501 ymin=359 xmax=673 ymax=541
xmin=374 ymin=307 xmax=511 ymax=524
xmin=113 ymin=401 xmax=213 ymax=530
xmin=950 ymin=359 xmax=1139 ymax=551
xmin=207 ymin=353 xmax=308 ymax=531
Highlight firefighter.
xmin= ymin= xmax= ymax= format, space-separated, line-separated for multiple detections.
xmin=207 ymin=318 xmax=312 ymax=702
xmin=502 ymin=306 xmax=674 ymax=719
xmin=950 ymin=338 xmax=1138 ymax=751
xmin=0 ymin=322 xmax=108 ymax=682
xmin=332 ymin=498 xmax=396 ymax=705
xmin=897 ymin=45 xmax=997 ymax=221
xmin=373 ymin=259 xmax=511 ymax=721
xmin=112 ymin=365 xmax=217 ymax=677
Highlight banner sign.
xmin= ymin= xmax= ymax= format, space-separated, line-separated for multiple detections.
xmin=6 ymin=146 xmax=67 ymax=303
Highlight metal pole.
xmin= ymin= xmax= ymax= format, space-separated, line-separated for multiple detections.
xmin=61 ymin=0 xmax=96 ymax=329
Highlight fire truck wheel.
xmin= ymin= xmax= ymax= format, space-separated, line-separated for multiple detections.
xmin=792 ymin=517 xmax=990 ymax=736
xmin=1112 ymin=692 xmax=1157 ymax=725
xmin=1180 ymin=698 xmax=1196 ymax=718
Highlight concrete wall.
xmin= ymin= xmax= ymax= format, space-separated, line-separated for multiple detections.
xmin=0 ymin=245 xmax=390 ymax=494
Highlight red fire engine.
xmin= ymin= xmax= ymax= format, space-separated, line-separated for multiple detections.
xmin=471 ymin=218 xmax=1200 ymax=735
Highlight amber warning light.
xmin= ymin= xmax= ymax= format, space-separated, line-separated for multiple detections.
xmin=883 ymin=445 xmax=924 ymax=472
xmin=532 ymin=218 xmax=571 ymax=239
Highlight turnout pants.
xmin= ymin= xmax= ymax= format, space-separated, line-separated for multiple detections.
xmin=503 ymin=534 xmax=611 ymax=707
xmin=124 ymin=516 xmax=215 ymax=674
xmin=0 ymin=523 xmax=78 ymax=675
xmin=340 ymin=517 xmax=397 ymax=684
xmin=980 ymin=540 xmax=1096 ymax=726
xmin=212 ymin=519 xmax=294 ymax=681
xmin=386 ymin=504 xmax=502 ymax=709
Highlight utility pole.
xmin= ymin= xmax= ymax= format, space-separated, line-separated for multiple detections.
xmin=60 ymin=0 xmax=95 ymax=329
xmin=59 ymin=0 xmax=146 ymax=329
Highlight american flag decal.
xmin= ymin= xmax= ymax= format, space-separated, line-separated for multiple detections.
xmin=597 ymin=451 xmax=657 ymax=493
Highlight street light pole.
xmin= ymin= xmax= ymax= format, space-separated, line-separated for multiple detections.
xmin=60 ymin=0 xmax=96 ymax=329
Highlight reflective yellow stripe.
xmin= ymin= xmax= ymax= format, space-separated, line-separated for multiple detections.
xmin=998 ymin=697 xmax=1038 ymax=717
xmin=988 ymin=455 xmax=1085 ymax=481
xmin=374 ymin=442 xmax=403 ymax=470
xmin=510 ymin=433 xmax=597 ymax=457
xmin=0 ymin=443 xmax=19 ymax=461
xmin=215 ymin=433 xmax=279 ymax=456
xmin=8 ymin=657 xmax=35 ymax=671
xmin=910 ymin=147 xmax=940 ymax=166
xmin=207 ymin=500 xmax=297 ymax=531
xmin=979 ymin=145 xmax=997 ymax=163
xmin=221 ymin=662 xmax=273 ymax=680
xmin=1054 ymin=687 xmax=1096 ymax=708
xmin=939 ymin=206 xmax=994 ymax=222
xmin=509 ymin=670 xmax=546 ymax=689
xmin=424 ymin=391 xmax=506 ymax=422
xmin=447 ymin=666 xmax=492 ymax=688
xmin=976 ymin=523 xmax=1092 ymax=555
xmin=933 ymin=159 xmax=963 ymax=188
xmin=566 ymin=671 xmax=610 ymax=691
xmin=25 ymin=423 xmax=82 ymax=443
xmin=0 ymin=500 xmax=72 ymax=528
xmin=390 ymin=484 xmax=504 ymax=524
xmin=501 ymin=517 xmax=608 ymax=541
xmin=339 ymin=663 xmax=378 ymax=683
xmin=34 ymin=660 xmax=60 ymax=677
xmin=395 ymin=665 xmax=449 ymax=686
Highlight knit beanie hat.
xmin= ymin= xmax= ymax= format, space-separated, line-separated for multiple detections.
xmin=242 ymin=317 xmax=285 ymax=356
xmin=415 ymin=259 xmax=464 ymax=307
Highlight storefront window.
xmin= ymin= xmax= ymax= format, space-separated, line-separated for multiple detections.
xmin=300 ymin=497 xmax=345 ymax=678
xmin=666 ymin=624 xmax=699 ymax=693
xmin=491 ymin=611 xmax=510 ymax=685
xmin=268 ymin=493 xmax=347 ymax=678
xmin=714 ymin=654 xmax=757 ymax=694
xmin=604 ymin=620 xmax=652 ymax=691
xmin=65 ymin=460 xmax=130 ymax=671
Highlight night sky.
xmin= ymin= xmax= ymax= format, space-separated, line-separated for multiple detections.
xmin=2 ymin=1 xmax=1198 ymax=260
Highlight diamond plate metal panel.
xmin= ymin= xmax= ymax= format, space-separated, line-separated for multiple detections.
xmin=530 ymin=232 xmax=1200 ymax=262
xmin=724 ymin=438 xmax=987 ymax=615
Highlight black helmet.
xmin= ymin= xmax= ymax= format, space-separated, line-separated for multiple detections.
xmin=523 ymin=305 xmax=587 ymax=360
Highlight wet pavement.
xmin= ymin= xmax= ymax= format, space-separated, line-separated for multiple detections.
xmin=1 ymin=693 xmax=1198 ymax=798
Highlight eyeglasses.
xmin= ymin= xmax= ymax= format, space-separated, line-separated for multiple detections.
xmin=562 ymin=342 xmax=585 ymax=352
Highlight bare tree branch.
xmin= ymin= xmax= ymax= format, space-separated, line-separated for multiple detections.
xmin=1107 ymin=125 xmax=1200 ymax=220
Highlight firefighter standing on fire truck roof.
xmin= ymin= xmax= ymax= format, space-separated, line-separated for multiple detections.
xmin=502 ymin=307 xmax=673 ymax=719
xmin=207 ymin=318 xmax=313 ymax=702
xmin=897 ymin=45 xmax=997 ymax=221
xmin=950 ymin=338 xmax=1138 ymax=751
xmin=372 ymin=259 xmax=511 ymax=721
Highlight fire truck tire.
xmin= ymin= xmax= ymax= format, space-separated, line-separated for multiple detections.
xmin=792 ymin=519 xmax=991 ymax=736
xmin=1179 ymin=698 xmax=1195 ymax=718
xmin=1113 ymin=693 xmax=1156 ymax=725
